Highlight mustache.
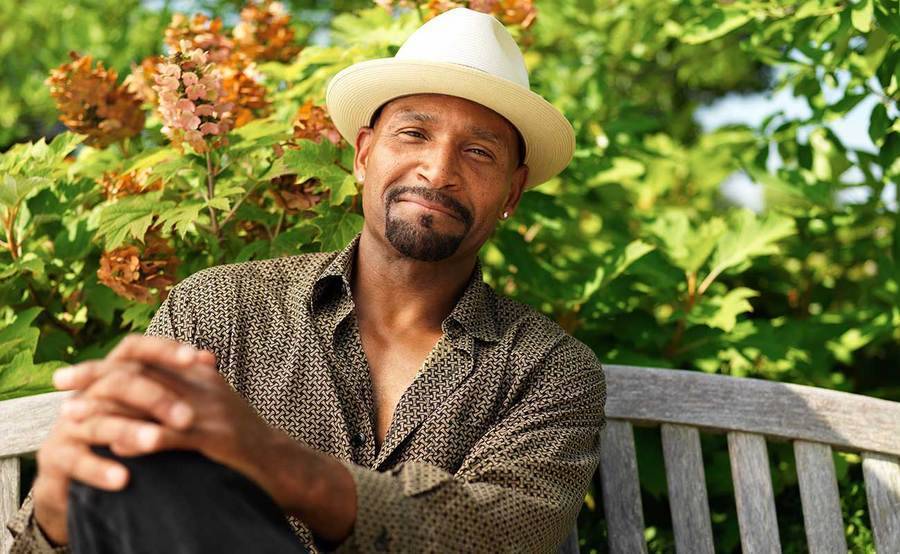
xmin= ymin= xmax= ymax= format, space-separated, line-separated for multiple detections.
xmin=385 ymin=186 xmax=473 ymax=226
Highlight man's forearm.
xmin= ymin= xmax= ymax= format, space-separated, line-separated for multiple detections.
xmin=259 ymin=431 xmax=358 ymax=545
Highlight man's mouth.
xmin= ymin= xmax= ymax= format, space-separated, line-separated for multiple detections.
xmin=397 ymin=196 xmax=460 ymax=220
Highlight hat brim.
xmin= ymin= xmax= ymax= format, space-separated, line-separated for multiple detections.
xmin=326 ymin=59 xmax=574 ymax=189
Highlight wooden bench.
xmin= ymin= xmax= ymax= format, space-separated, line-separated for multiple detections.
xmin=3 ymin=365 xmax=900 ymax=553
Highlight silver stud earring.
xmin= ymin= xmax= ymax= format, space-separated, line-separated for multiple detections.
xmin=501 ymin=211 xmax=510 ymax=220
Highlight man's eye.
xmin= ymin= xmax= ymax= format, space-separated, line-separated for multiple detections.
xmin=401 ymin=130 xmax=426 ymax=139
xmin=469 ymin=148 xmax=493 ymax=159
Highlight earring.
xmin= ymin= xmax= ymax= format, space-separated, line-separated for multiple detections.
xmin=501 ymin=211 xmax=510 ymax=220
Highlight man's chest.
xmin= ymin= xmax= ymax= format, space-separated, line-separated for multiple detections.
xmin=207 ymin=308 xmax=513 ymax=473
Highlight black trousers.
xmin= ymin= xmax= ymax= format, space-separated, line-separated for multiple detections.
xmin=67 ymin=448 xmax=310 ymax=554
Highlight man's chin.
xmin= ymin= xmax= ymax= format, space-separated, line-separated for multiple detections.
xmin=385 ymin=218 xmax=465 ymax=262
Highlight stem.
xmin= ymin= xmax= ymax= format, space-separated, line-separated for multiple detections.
xmin=205 ymin=151 xmax=221 ymax=239
xmin=2 ymin=206 xmax=20 ymax=261
xmin=220 ymin=179 xmax=265 ymax=230
xmin=272 ymin=211 xmax=285 ymax=239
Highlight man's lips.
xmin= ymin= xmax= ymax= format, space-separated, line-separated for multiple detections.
xmin=397 ymin=196 xmax=460 ymax=220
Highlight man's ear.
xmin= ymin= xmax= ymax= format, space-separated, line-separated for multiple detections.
xmin=354 ymin=127 xmax=374 ymax=182
xmin=502 ymin=164 xmax=529 ymax=218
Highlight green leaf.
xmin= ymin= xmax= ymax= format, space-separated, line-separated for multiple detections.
xmin=581 ymin=240 xmax=655 ymax=301
xmin=331 ymin=174 xmax=358 ymax=205
xmin=851 ymin=0 xmax=873 ymax=33
xmin=689 ymin=287 xmax=758 ymax=332
xmin=96 ymin=192 xmax=174 ymax=249
xmin=0 ymin=175 xmax=53 ymax=209
xmin=589 ymin=157 xmax=645 ymax=186
xmin=0 ymin=350 xmax=62 ymax=401
xmin=313 ymin=207 xmax=364 ymax=251
xmin=646 ymin=212 xmax=727 ymax=274
xmin=869 ymin=103 xmax=889 ymax=143
xmin=682 ymin=10 xmax=753 ymax=45
xmin=158 ymin=200 xmax=205 ymax=238
xmin=125 ymin=147 xmax=179 ymax=174
xmin=703 ymin=211 xmax=795 ymax=288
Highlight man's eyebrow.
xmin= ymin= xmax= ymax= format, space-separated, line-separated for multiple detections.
xmin=467 ymin=126 xmax=505 ymax=148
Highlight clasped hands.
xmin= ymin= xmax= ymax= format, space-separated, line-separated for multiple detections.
xmin=33 ymin=334 xmax=295 ymax=545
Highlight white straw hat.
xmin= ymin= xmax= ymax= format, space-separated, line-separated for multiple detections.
xmin=325 ymin=8 xmax=575 ymax=189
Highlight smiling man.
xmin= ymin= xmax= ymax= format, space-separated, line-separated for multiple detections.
xmin=8 ymin=8 xmax=606 ymax=554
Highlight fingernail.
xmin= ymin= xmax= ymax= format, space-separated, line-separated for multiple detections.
xmin=52 ymin=367 xmax=76 ymax=388
xmin=169 ymin=403 xmax=193 ymax=427
xmin=106 ymin=466 xmax=127 ymax=487
xmin=175 ymin=344 xmax=196 ymax=364
xmin=138 ymin=426 xmax=159 ymax=449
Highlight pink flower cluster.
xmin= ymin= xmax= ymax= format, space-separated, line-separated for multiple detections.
xmin=153 ymin=41 xmax=234 ymax=153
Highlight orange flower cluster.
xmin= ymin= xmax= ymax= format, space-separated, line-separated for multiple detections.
xmin=233 ymin=1 xmax=301 ymax=63
xmin=164 ymin=13 xmax=233 ymax=63
xmin=46 ymin=52 xmax=146 ymax=148
xmin=97 ymin=169 xmax=163 ymax=200
xmin=291 ymin=100 xmax=343 ymax=145
xmin=219 ymin=65 xmax=271 ymax=128
xmin=378 ymin=0 xmax=537 ymax=28
xmin=97 ymin=232 xmax=180 ymax=303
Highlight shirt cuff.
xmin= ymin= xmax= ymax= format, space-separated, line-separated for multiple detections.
xmin=329 ymin=459 xmax=454 ymax=553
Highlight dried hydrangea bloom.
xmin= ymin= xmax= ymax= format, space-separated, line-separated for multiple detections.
xmin=153 ymin=42 xmax=234 ymax=153
xmin=46 ymin=52 xmax=145 ymax=148
xmin=405 ymin=0 xmax=535 ymax=28
xmin=220 ymin=64 xmax=271 ymax=128
xmin=97 ymin=169 xmax=163 ymax=200
xmin=292 ymin=100 xmax=342 ymax=146
xmin=164 ymin=13 xmax=233 ymax=64
xmin=233 ymin=1 xmax=300 ymax=63
xmin=269 ymin=175 xmax=324 ymax=214
xmin=97 ymin=232 xmax=180 ymax=304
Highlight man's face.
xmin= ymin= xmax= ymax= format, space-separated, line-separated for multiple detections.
xmin=354 ymin=94 xmax=528 ymax=262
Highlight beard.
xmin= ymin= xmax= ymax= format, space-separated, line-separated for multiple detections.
xmin=384 ymin=185 xmax=473 ymax=262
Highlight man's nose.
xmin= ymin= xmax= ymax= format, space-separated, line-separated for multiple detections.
xmin=416 ymin=140 xmax=461 ymax=188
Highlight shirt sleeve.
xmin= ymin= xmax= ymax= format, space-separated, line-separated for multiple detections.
xmin=332 ymin=339 xmax=606 ymax=554
xmin=6 ymin=492 xmax=70 ymax=554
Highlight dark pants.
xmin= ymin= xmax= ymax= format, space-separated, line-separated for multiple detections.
xmin=68 ymin=448 xmax=310 ymax=554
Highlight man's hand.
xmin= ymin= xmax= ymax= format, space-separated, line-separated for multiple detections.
xmin=32 ymin=336 xmax=218 ymax=544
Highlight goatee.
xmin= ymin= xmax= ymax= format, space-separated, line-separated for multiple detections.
xmin=384 ymin=186 xmax=473 ymax=262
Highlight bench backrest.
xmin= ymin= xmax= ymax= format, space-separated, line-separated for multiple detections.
xmin=2 ymin=366 xmax=899 ymax=553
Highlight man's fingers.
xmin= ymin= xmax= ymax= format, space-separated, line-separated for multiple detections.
xmin=65 ymin=415 xmax=185 ymax=455
xmin=41 ymin=440 xmax=129 ymax=491
xmin=85 ymin=369 xmax=195 ymax=429
xmin=60 ymin=396 xmax=150 ymax=423
xmin=108 ymin=334 xmax=217 ymax=374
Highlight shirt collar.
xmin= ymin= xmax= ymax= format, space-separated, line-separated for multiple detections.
xmin=309 ymin=233 xmax=500 ymax=344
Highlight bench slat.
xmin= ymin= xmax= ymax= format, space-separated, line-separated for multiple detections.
xmin=1 ymin=457 xmax=21 ymax=554
xmin=794 ymin=441 xmax=846 ymax=553
xmin=728 ymin=432 xmax=781 ymax=553
xmin=661 ymin=424 xmax=714 ymax=554
xmin=599 ymin=420 xmax=647 ymax=554
xmin=862 ymin=452 xmax=900 ymax=553
xmin=605 ymin=365 xmax=900 ymax=457
xmin=0 ymin=391 xmax=70 ymax=458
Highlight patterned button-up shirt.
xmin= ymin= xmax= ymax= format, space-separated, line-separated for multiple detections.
xmin=8 ymin=234 xmax=606 ymax=553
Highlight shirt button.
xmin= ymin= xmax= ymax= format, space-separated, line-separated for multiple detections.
xmin=350 ymin=432 xmax=365 ymax=448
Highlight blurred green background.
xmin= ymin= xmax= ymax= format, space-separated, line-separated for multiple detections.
xmin=1 ymin=0 xmax=897 ymax=551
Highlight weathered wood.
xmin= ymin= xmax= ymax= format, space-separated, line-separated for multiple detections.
xmin=728 ymin=432 xmax=781 ymax=554
xmin=660 ymin=424 xmax=714 ymax=554
xmin=599 ymin=420 xmax=647 ymax=554
xmin=0 ymin=391 xmax=70 ymax=458
xmin=604 ymin=365 xmax=900 ymax=457
xmin=1 ymin=457 xmax=21 ymax=554
xmin=862 ymin=452 xmax=900 ymax=553
xmin=793 ymin=441 xmax=846 ymax=554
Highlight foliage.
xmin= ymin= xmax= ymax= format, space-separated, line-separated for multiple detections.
xmin=1 ymin=0 xmax=898 ymax=551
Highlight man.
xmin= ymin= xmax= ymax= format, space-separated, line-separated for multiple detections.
xmin=7 ymin=8 xmax=606 ymax=553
